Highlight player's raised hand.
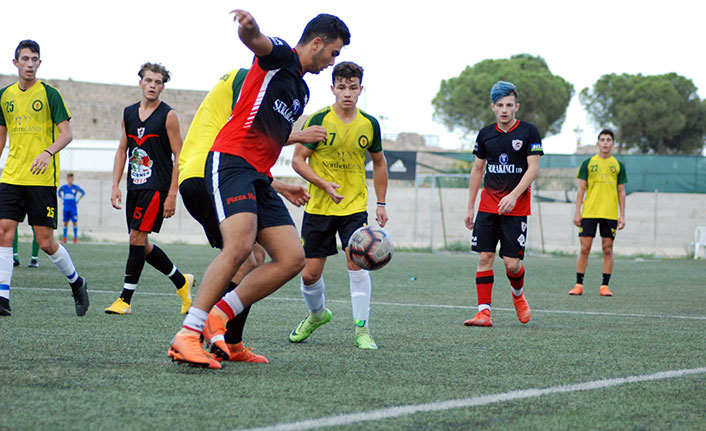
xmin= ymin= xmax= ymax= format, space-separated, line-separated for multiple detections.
xmin=110 ymin=185 xmax=122 ymax=210
xmin=324 ymin=181 xmax=344 ymax=204
xmin=230 ymin=9 xmax=256 ymax=28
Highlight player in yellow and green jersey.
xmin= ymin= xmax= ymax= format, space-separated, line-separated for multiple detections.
xmin=570 ymin=128 xmax=627 ymax=297
xmin=0 ymin=40 xmax=88 ymax=317
xmin=288 ymin=61 xmax=389 ymax=350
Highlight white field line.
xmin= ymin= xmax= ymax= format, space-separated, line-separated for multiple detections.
xmin=13 ymin=286 xmax=706 ymax=321
xmin=234 ymin=367 xmax=706 ymax=431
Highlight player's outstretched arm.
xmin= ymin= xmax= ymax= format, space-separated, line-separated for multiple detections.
xmin=465 ymin=158 xmax=486 ymax=230
xmin=272 ymin=180 xmax=310 ymax=207
xmin=231 ymin=9 xmax=273 ymax=57
xmin=111 ymin=125 xmax=128 ymax=210
xmin=287 ymin=126 xmax=327 ymax=146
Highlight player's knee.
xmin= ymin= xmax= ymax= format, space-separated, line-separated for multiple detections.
xmin=301 ymin=268 xmax=322 ymax=285
xmin=602 ymin=245 xmax=613 ymax=257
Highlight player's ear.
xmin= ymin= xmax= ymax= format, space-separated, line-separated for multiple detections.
xmin=515 ymin=102 xmax=520 ymax=112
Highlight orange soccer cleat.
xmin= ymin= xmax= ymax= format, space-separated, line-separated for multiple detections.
xmin=513 ymin=293 xmax=531 ymax=324
xmin=569 ymin=284 xmax=584 ymax=295
xmin=168 ymin=331 xmax=221 ymax=369
xmin=203 ymin=307 xmax=231 ymax=361
xmin=599 ymin=285 xmax=613 ymax=296
xmin=464 ymin=309 xmax=493 ymax=327
xmin=225 ymin=342 xmax=269 ymax=363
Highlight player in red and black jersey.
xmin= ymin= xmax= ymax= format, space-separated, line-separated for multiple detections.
xmin=463 ymin=81 xmax=543 ymax=327
xmin=106 ymin=62 xmax=193 ymax=316
xmin=169 ymin=9 xmax=350 ymax=369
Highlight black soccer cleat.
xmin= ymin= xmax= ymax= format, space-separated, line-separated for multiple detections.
xmin=71 ymin=277 xmax=89 ymax=316
xmin=0 ymin=297 xmax=11 ymax=316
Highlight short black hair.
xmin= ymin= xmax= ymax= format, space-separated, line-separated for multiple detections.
xmin=332 ymin=61 xmax=364 ymax=85
xmin=298 ymin=14 xmax=350 ymax=46
xmin=598 ymin=128 xmax=614 ymax=141
xmin=15 ymin=40 xmax=40 ymax=60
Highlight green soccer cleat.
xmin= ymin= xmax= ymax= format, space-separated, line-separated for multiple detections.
xmin=289 ymin=308 xmax=332 ymax=343
xmin=354 ymin=330 xmax=378 ymax=350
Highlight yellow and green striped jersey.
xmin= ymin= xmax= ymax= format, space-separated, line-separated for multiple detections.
xmin=302 ymin=106 xmax=382 ymax=216
xmin=577 ymin=154 xmax=627 ymax=219
xmin=0 ymin=80 xmax=70 ymax=186
xmin=178 ymin=69 xmax=248 ymax=184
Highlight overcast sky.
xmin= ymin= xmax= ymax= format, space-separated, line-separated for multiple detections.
xmin=1 ymin=0 xmax=704 ymax=154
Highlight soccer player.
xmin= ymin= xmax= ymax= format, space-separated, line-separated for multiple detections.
xmin=105 ymin=62 xmax=193 ymax=316
xmin=569 ymin=129 xmax=627 ymax=296
xmin=288 ymin=61 xmax=388 ymax=350
xmin=57 ymin=172 xmax=85 ymax=244
xmin=168 ymin=10 xmax=350 ymax=369
xmin=12 ymin=227 xmax=40 ymax=268
xmin=463 ymin=81 xmax=542 ymax=327
xmin=177 ymin=67 xmax=322 ymax=363
xmin=0 ymin=40 xmax=89 ymax=317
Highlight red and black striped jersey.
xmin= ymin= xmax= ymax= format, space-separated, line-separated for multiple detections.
xmin=210 ymin=37 xmax=309 ymax=177
xmin=473 ymin=120 xmax=543 ymax=216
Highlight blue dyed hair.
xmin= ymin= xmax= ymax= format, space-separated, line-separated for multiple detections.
xmin=490 ymin=81 xmax=517 ymax=103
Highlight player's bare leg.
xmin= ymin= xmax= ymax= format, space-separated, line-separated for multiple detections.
xmin=571 ymin=236 xmax=594 ymax=295
xmin=599 ymin=237 xmax=614 ymax=296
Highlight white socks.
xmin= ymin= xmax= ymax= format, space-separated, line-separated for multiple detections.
xmin=349 ymin=269 xmax=371 ymax=327
xmin=48 ymin=245 xmax=79 ymax=283
xmin=301 ymin=276 xmax=326 ymax=316
xmin=182 ymin=307 xmax=209 ymax=332
xmin=0 ymin=247 xmax=13 ymax=300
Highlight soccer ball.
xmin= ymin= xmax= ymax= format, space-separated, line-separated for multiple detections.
xmin=347 ymin=226 xmax=393 ymax=271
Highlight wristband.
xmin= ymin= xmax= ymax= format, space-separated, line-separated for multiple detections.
xmin=376 ymin=202 xmax=386 ymax=207
xmin=43 ymin=149 xmax=53 ymax=157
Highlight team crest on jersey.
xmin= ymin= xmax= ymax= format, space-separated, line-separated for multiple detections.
xmin=137 ymin=127 xmax=145 ymax=139
xmin=32 ymin=100 xmax=43 ymax=112
xmin=499 ymin=153 xmax=509 ymax=165
xmin=129 ymin=147 xmax=153 ymax=185
xmin=512 ymin=139 xmax=523 ymax=151
xmin=358 ymin=135 xmax=369 ymax=149
xmin=610 ymin=165 xmax=617 ymax=173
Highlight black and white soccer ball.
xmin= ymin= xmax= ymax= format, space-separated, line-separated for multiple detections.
xmin=347 ymin=226 xmax=393 ymax=271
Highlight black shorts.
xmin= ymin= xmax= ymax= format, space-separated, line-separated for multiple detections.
xmin=471 ymin=211 xmax=527 ymax=259
xmin=0 ymin=183 xmax=57 ymax=228
xmin=205 ymin=152 xmax=293 ymax=231
xmin=126 ymin=189 xmax=165 ymax=233
xmin=180 ymin=177 xmax=222 ymax=249
xmin=579 ymin=218 xmax=617 ymax=239
xmin=301 ymin=212 xmax=368 ymax=258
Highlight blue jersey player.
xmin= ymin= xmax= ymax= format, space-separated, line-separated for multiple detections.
xmin=57 ymin=173 xmax=85 ymax=243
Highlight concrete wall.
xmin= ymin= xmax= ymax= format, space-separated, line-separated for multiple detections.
xmin=12 ymin=173 xmax=706 ymax=258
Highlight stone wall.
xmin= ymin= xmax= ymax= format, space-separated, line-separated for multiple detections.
xmin=0 ymin=73 xmax=207 ymax=140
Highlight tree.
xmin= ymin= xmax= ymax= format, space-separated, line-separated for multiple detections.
xmin=432 ymin=54 xmax=574 ymax=138
xmin=580 ymin=73 xmax=706 ymax=154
